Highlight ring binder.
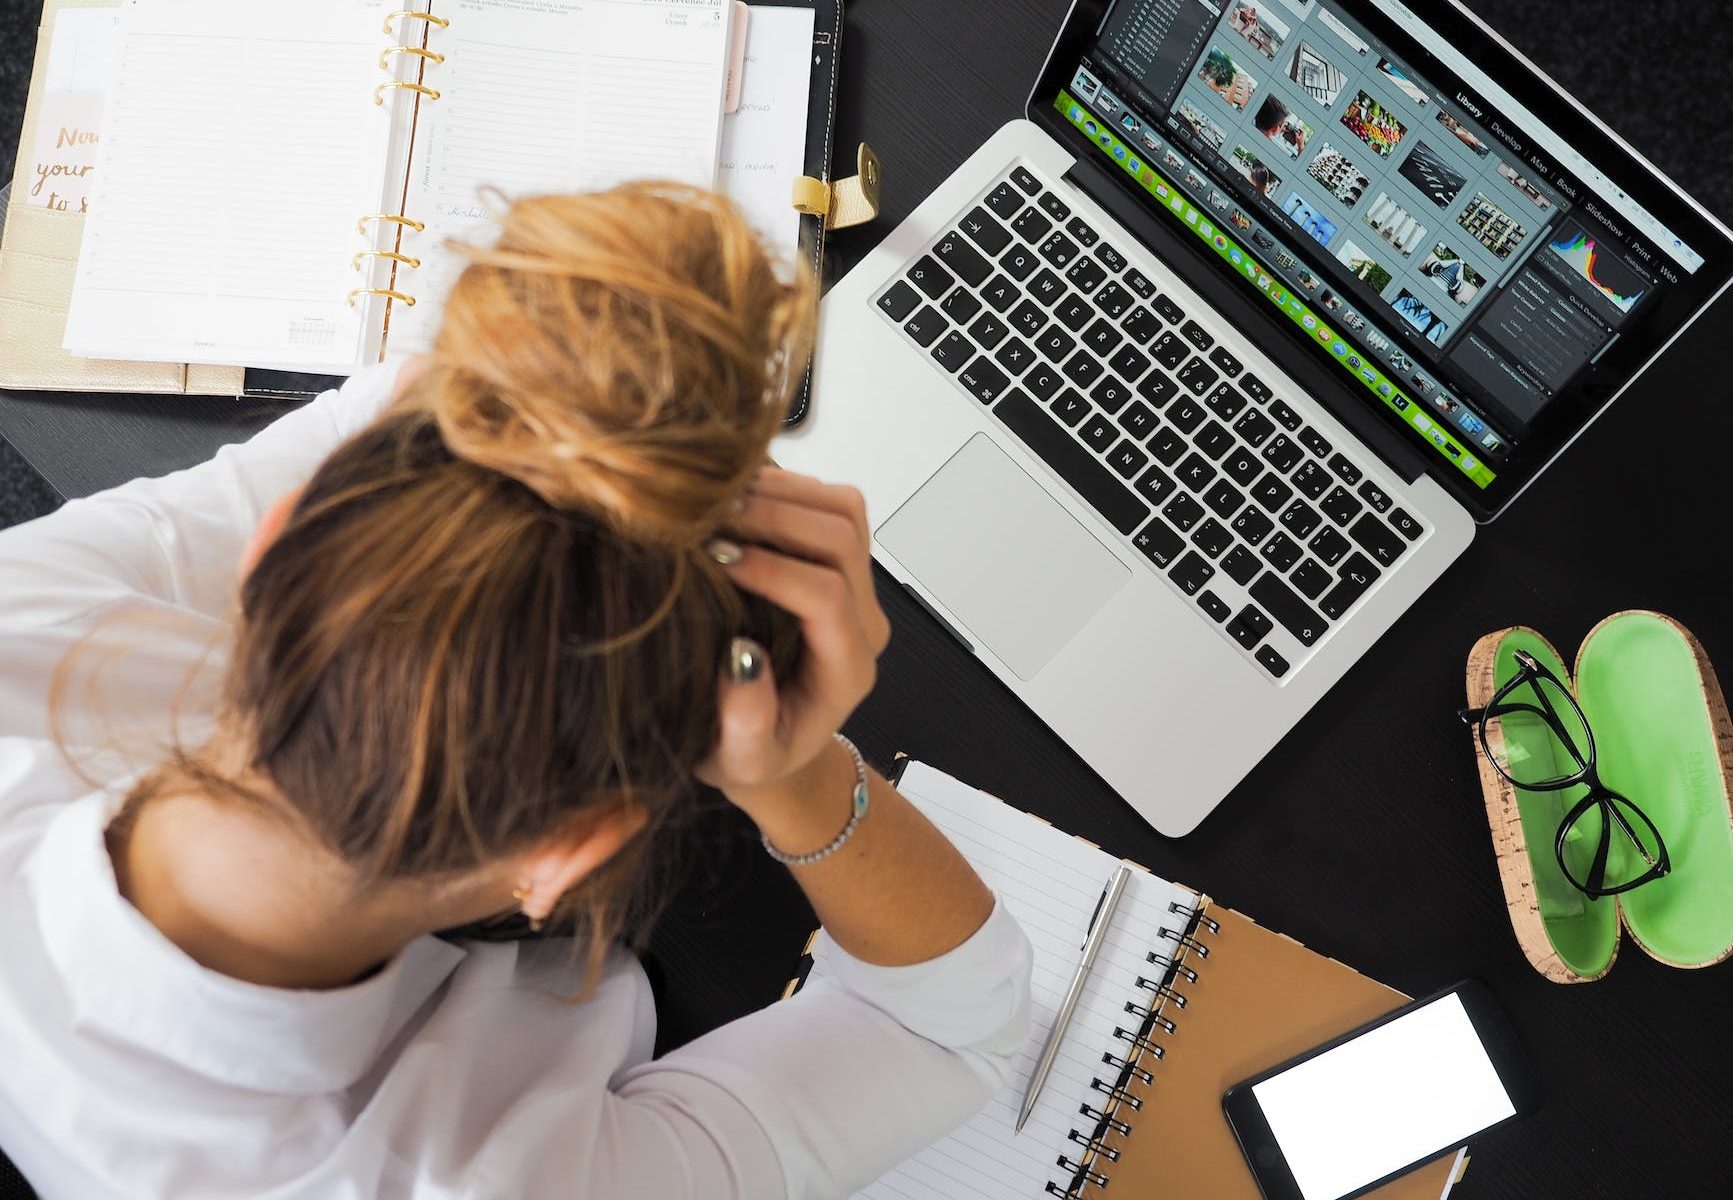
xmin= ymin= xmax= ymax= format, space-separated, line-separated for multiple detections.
xmin=347 ymin=287 xmax=417 ymax=308
xmin=351 ymin=250 xmax=423 ymax=271
xmin=357 ymin=213 xmax=426 ymax=235
xmin=379 ymin=45 xmax=446 ymax=69
xmin=375 ymin=80 xmax=441 ymax=105
xmin=383 ymin=9 xmax=449 ymax=34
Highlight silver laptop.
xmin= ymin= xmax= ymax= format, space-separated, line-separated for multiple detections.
xmin=776 ymin=0 xmax=1733 ymax=835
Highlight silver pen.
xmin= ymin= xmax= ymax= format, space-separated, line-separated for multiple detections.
xmin=1016 ymin=862 xmax=1134 ymax=1133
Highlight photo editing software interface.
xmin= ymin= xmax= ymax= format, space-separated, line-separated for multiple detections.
xmin=1060 ymin=0 xmax=1706 ymax=488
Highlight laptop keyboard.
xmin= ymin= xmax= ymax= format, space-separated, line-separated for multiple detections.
xmin=872 ymin=162 xmax=1428 ymax=681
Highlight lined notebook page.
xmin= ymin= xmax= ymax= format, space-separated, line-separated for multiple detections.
xmin=387 ymin=0 xmax=731 ymax=353
xmin=64 ymin=0 xmax=406 ymax=371
xmin=809 ymin=762 xmax=1200 ymax=1200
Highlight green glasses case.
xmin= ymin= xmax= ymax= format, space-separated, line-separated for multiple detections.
xmin=1465 ymin=611 xmax=1733 ymax=984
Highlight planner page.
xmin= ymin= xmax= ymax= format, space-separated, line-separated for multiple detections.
xmin=807 ymin=762 xmax=1201 ymax=1200
xmin=716 ymin=4 xmax=814 ymax=266
xmin=64 ymin=0 xmax=412 ymax=372
xmin=386 ymin=0 xmax=732 ymax=354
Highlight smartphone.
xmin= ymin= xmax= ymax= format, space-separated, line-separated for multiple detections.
xmin=1222 ymin=981 xmax=1539 ymax=1200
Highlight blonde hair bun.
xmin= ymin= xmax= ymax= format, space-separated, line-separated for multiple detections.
xmin=415 ymin=183 xmax=815 ymax=546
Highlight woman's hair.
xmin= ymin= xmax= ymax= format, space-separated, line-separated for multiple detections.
xmin=117 ymin=183 xmax=814 ymax=980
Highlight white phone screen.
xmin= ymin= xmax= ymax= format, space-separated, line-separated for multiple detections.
xmin=1251 ymin=993 xmax=1515 ymax=1200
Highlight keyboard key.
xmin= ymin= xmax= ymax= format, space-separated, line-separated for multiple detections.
xmin=1163 ymin=492 xmax=1206 ymax=532
xmin=1256 ymin=645 xmax=1290 ymax=678
xmin=1261 ymin=434 xmax=1303 ymax=473
xmin=1035 ymin=327 xmax=1077 ymax=363
xmin=1179 ymin=319 xmax=1214 ymax=352
xmin=1251 ymin=572 xmax=1328 ymax=646
xmin=1320 ymin=486 xmax=1363 ymax=527
xmin=958 ymin=357 xmax=1010 ymax=404
xmin=1320 ymin=560 xmax=1379 ymax=619
xmin=1152 ymin=294 xmax=1185 ymax=325
xmin=1122 ymin=307 xmax=1163 ymax=344
xmin=1149 ymin=427 xmax=1186 ymax=465
xmin=1136 ymin=369 xmax=1178 ymax=408
xmin=1067 ymin=256 xmax=1108 ymax=294
xmin=1009 ymin=301 xmax=1047 ymax=339
xmin=909 ymin=255 xmax=953 ymax=299
xmin=1177 ymin=357 xmax=1219 ymax=395
xmin=1293 ymin=460 xmax=1331 ymax=500
xmin=1327 ymin=454 xmax=1363 ymax=485
xmin=1107 ymin=439 xmax=1150 ymax=479
xmin=967 ymin=312 xmax=1009 ymax=350
xmin=1223 ymin=446 xmax=1263 ymax=486
xmin=904 ymin=305 xmax=946 ymax=346
xmin=1000 ymin=243 xmax=1040 ymax=280
xmin=981 ymin=275 xmax=1020 ymax=312
xmin=1169 ymin=551 xmax=1216 ymax=595
xmin=1221 ymin=545 xmax=1261 ymax=585
xmin=878 ymin=281 xmax=921 ymax=321
xmin=1279 ymin=499 xmax=1321 ymax=539
xmin=1038 ymin=231 xmax=1080 ymax=267
xmin=993 ymin=392 xmax=1148 ymax=535
xmin=1062 ymin=352 xmax=1104 ymax=389
xmin=1038 ymin=191 xmax=1071 ymax=220
xmin=1133 ymin=518 xmax=1185 ymax=568
xmin=1167 ymin=396 xmax=1205 ymax=433
xmin=1124 ymin=268 xmax=1157 ymax=299
xmin=1268 ymin=398 xmax=1302 ymax=431
xmin=994 ymin=337 xmax=1036 ymax=375
xmin=1011 ymin=166 xmax=1042 ymax=195
xmin=1332 ymin=548 xmax=1382 ymax=590
xmin=931 ymin=331 xmax=972 ymax=372
xmin=1358 ymin=480 xmax=1393 ymax=513
xmin=985 ymin=181 xmax=1025 ymax=219
xmin=1176 ymin=452 xmax=1216 ymax=493
xmin=1309 ymin=526 xmax=1351 ymax=567
xmin=1012 ymin=207 xmax=1053 ymax=243
xmin=960 ymin=207 xmax=1011 ymax=254
xmin=1251 ymin=473 xmax=1294 ymax=512
xmin=1117 ymin=401 xmax=1159 ymax=440
xmin=1227 ymin=606 xmax=1274 ymax=650
xmin=1095 ymin=244 xmax=1128 ymax=273
xmin=1298 ymin=426 xmax=1332 ymax=459
xmin=1199 ymin=590 xmax=1232 ymax=623
xmin=1292 ymin=558 xmax=1332 ymax=599
xmin=1081 ymin=413 xmax=1117 ymax=452
xmin=935 ymin=230 xmax=991 ymax=286
xmin=1231 ymin=507 xmax=1274 ymax=546
xmin=1051 ymin=389 xmax=1091 ymax=426
xmin=1389 ymin=508 xmax=1424 ymax=540
xmin=1240 ymin=373 xmax=1273 ymax=403
xmin=1107 ymin=344 xmax=1150 ymax=383
xmin=1024 ymin=363 xmax=1063 ymax=401
xmin=1082 ymin=318 xmax=1123 ymax=358
xmin=1066 ymin=216 xmax=1099 ymax=246
xmin=1091 ymin=377 xmax=1133 ymax=414
xmin=1233 ymin=408 xmax=1276 ymax=448
xmin=1134 ymin=465 xmax=1176 ymax=505
xmin=1204 ymin=383 xmax=1247 ymax=422
xmin=1151 ymin=331 xmax=1189 ymax=369
xmin=943 ymin=287 xmax=983 ymax=323
xmin=1350 ymin=513 xmax=1407 ymax=567
xmin=1204 ymin=479 xmax=1244 ymax=518
xmin=1095 ymin=281 xmax=1135 ymax=321
xmin=1028 ymin=269 xmax=1065 ymax=306
xmin=1209 ymin=346 xmax=1243 ymax=377
xmin=1192 ymin=517 xmax=1233 ymax=558
xmin=1056 ymin=295 xmax=1093 ymax=332
xmin=1196 ymin=420 xmax=1234 ymax=461
xmin=1261 ymin=531 xmax=1302 ymax=572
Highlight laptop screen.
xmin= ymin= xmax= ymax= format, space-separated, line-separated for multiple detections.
xmin=1032 ymin=0 xmax=1731 ymax=514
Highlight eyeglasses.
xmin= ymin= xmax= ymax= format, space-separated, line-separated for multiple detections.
xmin=1459 ymin=649 xmax=1670 ymax=899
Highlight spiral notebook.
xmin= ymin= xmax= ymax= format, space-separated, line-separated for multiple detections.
xmin=799 ymin=762 xmax=1469 ymax=1200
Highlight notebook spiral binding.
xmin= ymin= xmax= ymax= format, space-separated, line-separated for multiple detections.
xmin=349 ymin=9 xmax=447 ymax=312
xmin=1045 ymin=899 xmax=1221 ymax=1199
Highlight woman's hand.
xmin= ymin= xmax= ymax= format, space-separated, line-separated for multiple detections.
xmin=697 ymin=468 xmax=890 ymax=813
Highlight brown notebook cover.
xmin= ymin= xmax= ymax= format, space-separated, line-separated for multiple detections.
xmin=1085 ymin=905 xmax=1464 ymax=1199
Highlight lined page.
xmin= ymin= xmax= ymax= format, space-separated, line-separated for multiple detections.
xmin=715 ymin=4 xmax=814 ymax=265
xmin=64 ymin=0 xmax=406 ymax=371
xmin=387 ymin=0 xmax=731 ymax=353
xmin=809 ymin=763 xmax=1201 ymax=1200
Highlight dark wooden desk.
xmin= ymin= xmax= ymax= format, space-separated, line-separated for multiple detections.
xmin=5 ymin=2 xmax=1730 ymax=1196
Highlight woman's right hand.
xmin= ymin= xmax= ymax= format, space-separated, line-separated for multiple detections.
xmin=696 ymin=468 xmax=890 ymax=814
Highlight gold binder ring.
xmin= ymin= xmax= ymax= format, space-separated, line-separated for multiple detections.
xmin=384 ymin=10 xmax=450 ymax=34
xmin=352 ymin=250 xmax=423 ymax=271
xmin=375 ymin=81 xmax=442 ymax=106
xmin=348 ymin=288 xmax=417 ymax=308
xmin=379 ymin=45 xmax=446 ymax=70
xmin=357 ymin=213 xmax=426 ymax=236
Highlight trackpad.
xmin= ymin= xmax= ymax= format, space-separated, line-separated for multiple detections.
xmin=878 ymin=434 xmax=1130 ymax=681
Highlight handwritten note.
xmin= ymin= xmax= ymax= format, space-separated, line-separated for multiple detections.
xmin=27 ymin=8 xmax=120 ymax=213
xmin=716 ymin=4 xmax=815 ymax=263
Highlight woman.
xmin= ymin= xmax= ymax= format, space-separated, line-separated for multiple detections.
xmin=0 ymin=184 xmax=1032 ymax=1198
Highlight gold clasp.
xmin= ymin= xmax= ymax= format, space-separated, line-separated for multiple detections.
xmin=792 ymin=142 xmax=882 ymax=231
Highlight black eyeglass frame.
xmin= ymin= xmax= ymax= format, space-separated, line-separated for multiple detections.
xmin=1459 ymin=650 xmax=1671 ymax=900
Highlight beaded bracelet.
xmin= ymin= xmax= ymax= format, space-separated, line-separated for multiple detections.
xmin=761 ymin=734 xmax=871 ymax=867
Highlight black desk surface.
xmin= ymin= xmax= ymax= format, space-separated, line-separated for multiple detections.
xmin=5 ymin=1 xmax=1731 ymax=1195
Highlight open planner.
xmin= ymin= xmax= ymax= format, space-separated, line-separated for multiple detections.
xmin=802 ymin=762 xmax=1469 ymax=1200
xmin=61 ymin=0 xmax=738 ymax=373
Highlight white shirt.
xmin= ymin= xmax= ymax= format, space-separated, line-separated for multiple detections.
xmin=0 ymin=364 xmax=1034 ymax=1200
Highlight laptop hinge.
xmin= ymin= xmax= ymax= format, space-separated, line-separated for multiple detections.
xmin=1062 ymin=157 xmax=1430 ymax=486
